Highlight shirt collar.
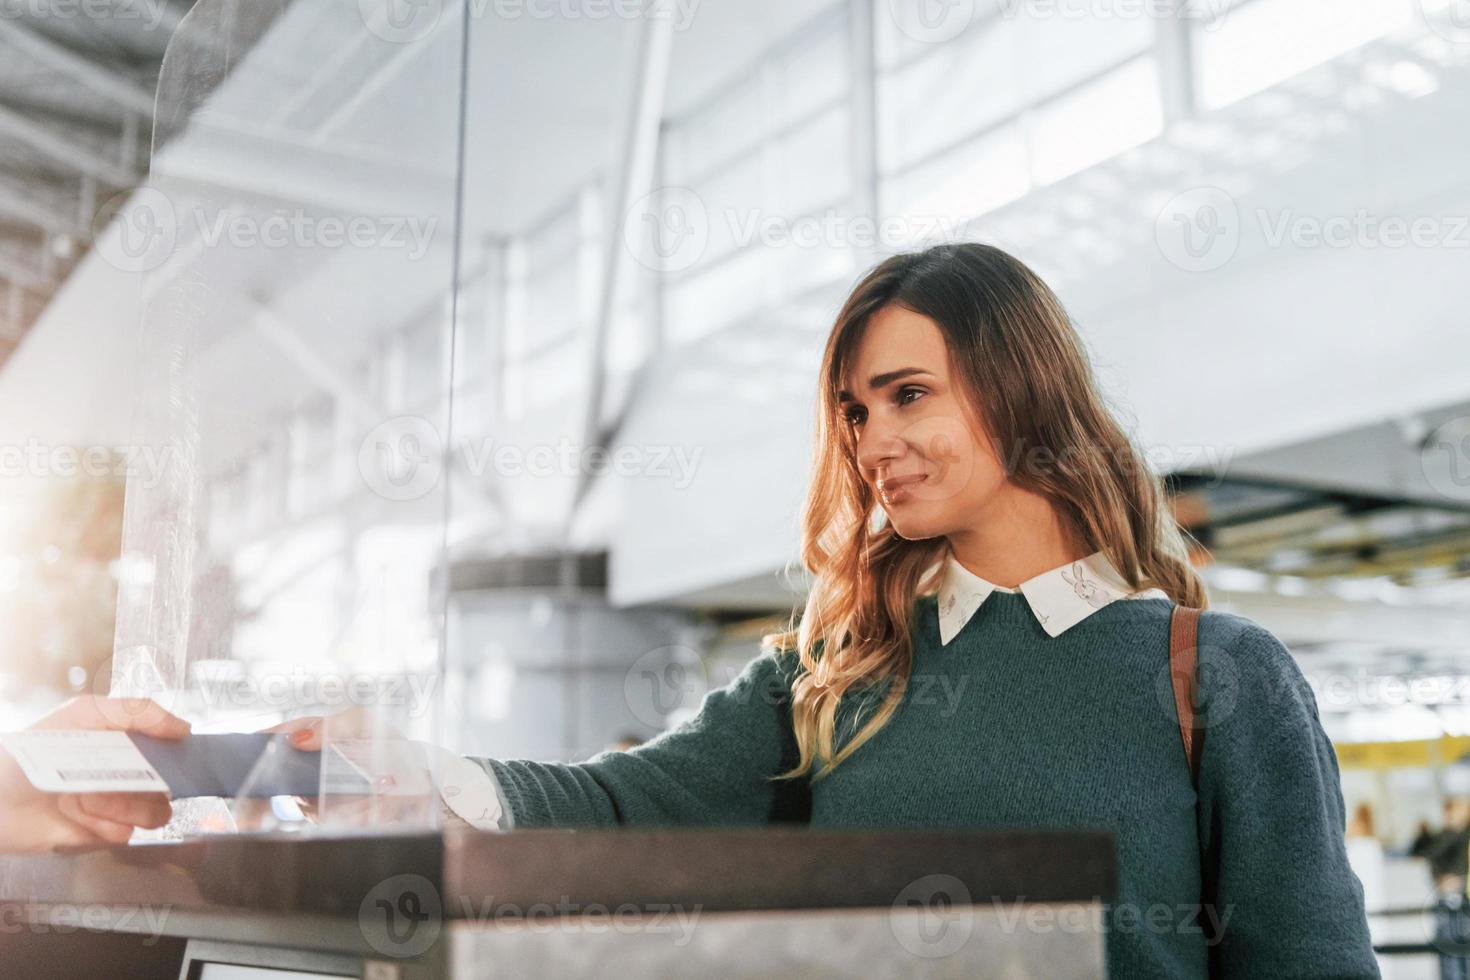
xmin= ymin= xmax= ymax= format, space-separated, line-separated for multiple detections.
xmin=937 ymin=549 xmax=1169 ymax=645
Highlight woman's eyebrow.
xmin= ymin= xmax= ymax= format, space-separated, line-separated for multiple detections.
xmin=837 ymin=367 xmax=932 ymax=403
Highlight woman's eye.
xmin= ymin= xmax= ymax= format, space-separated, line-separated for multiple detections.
xmin=897 ymin=386 xmax=925 ymax=406
xmin=842 ymin=407 xmax=866 ymax=426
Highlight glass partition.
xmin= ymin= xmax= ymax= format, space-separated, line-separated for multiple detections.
xmin=106 ymin=0 xmax=466 ymax=836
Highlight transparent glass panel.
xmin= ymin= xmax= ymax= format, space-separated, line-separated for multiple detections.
xmin=108 ymin=0 xmax=465 ymax=836
xmin=440 ymin=7 xmax=657 ymax=758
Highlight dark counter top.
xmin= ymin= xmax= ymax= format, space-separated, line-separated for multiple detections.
xmin=0 ymin=826 xmax=1116 ymax=922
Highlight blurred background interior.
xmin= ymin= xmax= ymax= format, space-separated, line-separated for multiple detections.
xmin=0 ymin=0 xmax=1468 ymax=972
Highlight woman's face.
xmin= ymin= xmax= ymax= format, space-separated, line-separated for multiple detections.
xmin=839 ymin=304 xmax=1009 ymax=540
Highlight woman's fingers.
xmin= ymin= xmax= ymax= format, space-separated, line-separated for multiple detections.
xmin=35 ymin=696 xmax=191 ymax=740
xmin=117 ymin=700 xmax=192 ymax=740
xmin=262 ymin=717 xmax=325 ymax=751
xmin=262 ymin=709 xmax=381 ymax=750
xmin=75 ymin=792 xmax=173 ymax=830
xmin=57 ymin=794 xmax=142 ymax=845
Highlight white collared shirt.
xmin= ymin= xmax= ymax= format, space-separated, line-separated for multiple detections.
xmin=937 ymin=549 xmax=1169 ymax=645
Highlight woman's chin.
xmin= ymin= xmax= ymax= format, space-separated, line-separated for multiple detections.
xmin=887 ymin=512 xmax=946 ymax=541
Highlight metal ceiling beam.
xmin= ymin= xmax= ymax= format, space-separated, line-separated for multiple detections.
xmin=0 ymin=179 xmax=86 ymax=238
xmin=0 ymin=247 xmax=48 ymax=291
xmin=0 ymin=103 xmax=138 ymax=186
xmin=567 ymin=11 xmax=675 ymax=535
xmin=0 ymin=18 xmax=155 ymax=117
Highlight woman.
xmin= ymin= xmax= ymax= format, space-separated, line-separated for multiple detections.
xmin=286 ymin=243 xmax=1378 ymax=977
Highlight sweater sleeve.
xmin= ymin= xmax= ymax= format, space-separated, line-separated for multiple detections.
xmin=1196 ymin=615 xmax=1379 ymax=978
xmin=464 ymin=646 xmax=802 ymax=828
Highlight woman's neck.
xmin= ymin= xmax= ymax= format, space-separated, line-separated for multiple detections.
xmin=945 ymin=485 xmax=1088 ymax=589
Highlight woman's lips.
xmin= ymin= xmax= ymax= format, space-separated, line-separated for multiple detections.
xmin=879 ymin=473 xmax=927 ymax=503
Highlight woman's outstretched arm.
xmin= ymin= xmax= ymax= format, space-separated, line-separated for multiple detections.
xmin=478 ymin=647 xmax=802 ymax=828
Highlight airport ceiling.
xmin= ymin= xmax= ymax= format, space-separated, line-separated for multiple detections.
xmin=0 ymin=0 xmax=194 ymax=356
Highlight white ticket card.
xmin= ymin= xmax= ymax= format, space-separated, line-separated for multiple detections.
xmin=2 ymin=730 xmax=170 ymax=794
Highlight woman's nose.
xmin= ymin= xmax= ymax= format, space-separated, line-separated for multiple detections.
xmin=855 ymin=423 xmax=906 ymax=473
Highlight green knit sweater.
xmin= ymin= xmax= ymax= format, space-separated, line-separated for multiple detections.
xmin=475 ymin=592 xmax=1379 ymax=978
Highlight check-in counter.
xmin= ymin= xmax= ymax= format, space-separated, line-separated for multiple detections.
xmin=0 ymin=828 xmax=1116 ymax=979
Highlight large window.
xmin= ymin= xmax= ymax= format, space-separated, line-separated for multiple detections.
xmin=660 ymin=7 xmax=854 ymax=347
xmin=1193 ymin=0 xmax=1422 ymax=110
xmin=875 ymin=2 xmax=1160 ymax=226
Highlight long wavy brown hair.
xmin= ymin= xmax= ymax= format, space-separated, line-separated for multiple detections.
xmin=764 ymin=243 xmax=1206 ymax=782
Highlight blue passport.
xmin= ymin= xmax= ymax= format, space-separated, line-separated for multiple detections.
xmin=126 ymin=733 xmax=326 ymax=799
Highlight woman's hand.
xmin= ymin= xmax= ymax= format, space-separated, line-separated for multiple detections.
xmin=262 ymin=708 xmax=431 ymax=829
xmin=0 ymin=696 xmax=190 ymax=852
xmin=262 ymin=705 xmax=386 ymax=751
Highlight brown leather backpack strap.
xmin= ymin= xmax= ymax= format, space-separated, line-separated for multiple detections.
xmin=1169 ymin=604 xmax=1205 ymax=788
